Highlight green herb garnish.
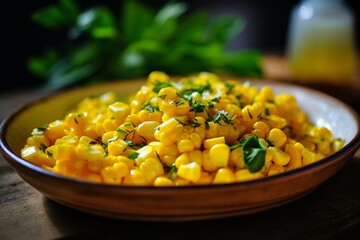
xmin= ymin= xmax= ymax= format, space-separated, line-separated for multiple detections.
xmin=242 ymin=135 xmax=266 ymax=173
xmin=168 ymin=163 xmax=177 ymax=180
xmin=127 ymin=152 xmax=139 ymax=160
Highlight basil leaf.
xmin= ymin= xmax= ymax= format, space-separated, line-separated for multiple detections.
xmin=242 ymin=135 xmax=266 ymax=173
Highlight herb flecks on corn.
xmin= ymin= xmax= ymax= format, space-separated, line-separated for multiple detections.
xmin=21 ymin=72 xmax=344 ymax=186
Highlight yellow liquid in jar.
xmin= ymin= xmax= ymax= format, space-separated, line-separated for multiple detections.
xmin=288 ymin=3 xmax=356 ymax=85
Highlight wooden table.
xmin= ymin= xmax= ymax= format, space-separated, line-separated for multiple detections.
xmin=1 ymin=59 xmax=360 ymax=239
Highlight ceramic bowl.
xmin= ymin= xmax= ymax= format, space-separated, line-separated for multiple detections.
xmin=1 ymin=79 xmax=360 ymax=221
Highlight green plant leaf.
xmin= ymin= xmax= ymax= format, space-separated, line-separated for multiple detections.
xmin=31 ymin=0 xmax=78 ymax=29
xmin=120 ymin=0 xmax=155 ymax=43
xmin=211 ymin=16 xmax=245 ymax=44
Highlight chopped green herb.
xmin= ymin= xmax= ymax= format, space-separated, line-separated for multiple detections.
xmin=46 ymin=151 xmax=53 ymax=157
xmin=36 ymin=125 xmax=48 ymax=131
xmin=225 ymin=82 xmax=234 ymax=93
xmin=106 ymin=136 xmax=119 ymax=143
xmin=116 ymin=128 xmax=128 ymax=134
xmin=242 ymin=135 xmax=266 ymax=173
xmin=168 ymin=163 xmax=177 ymax=180
xmin=127 ymin=152 xmax=139 ymax=160
xmin=74 ymin=118 xmax=79 ymax=124
xmin=174 ymin=117 xmax=185 ymax=125
xmin=144 ymin=103 xmax=159 ymax=113
xmin=265 ymin=107 xmax=271 ymax=116
xmin=103 ymin=152 xmax=108 ymax=157
xmin=247 ymin=108 xmax=253 ymax=119
xmin=124 ymin=139 xmax=135 ymax=148
xmin=124 ymin=122 xmax=136 ymax=127
xmin=212 ymin=110 xmax=234 ymax=125
xmin=152 ymin=81 xmax=173 ymax=93
xmin=158 ymin=94 xmax=167 ymax=99
xmin=190 ymin=101 xmax=206 ymax=113
xmin=205 ymin=121 xmax=210 ymax=130
xmin=176 ymin=100 xmax=185 ymax=106
xmin=40 ymin=144 xmax=47 ymax=153
xmin=188 ymin=119 xmax=202 ymax=128
xmin=266 ymin=140 xmax=274 ymax=147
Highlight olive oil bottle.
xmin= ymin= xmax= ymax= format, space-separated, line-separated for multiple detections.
xmin=287 ymin=0 xmax=356 ymax=85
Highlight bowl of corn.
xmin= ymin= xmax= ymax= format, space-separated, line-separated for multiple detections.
xmin=1 ymin=72 xmax=360 ymax=221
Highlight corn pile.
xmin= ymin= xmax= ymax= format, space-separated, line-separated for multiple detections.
xmin=21 ymin=72 xmax=344 ymax=186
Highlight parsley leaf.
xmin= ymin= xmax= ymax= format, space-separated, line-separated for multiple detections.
xmin=242 ymin=135 xmax=266 ymax=173
xmin=127 ymin=152 xmax=139 ymax=160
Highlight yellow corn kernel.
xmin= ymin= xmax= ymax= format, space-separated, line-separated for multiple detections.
xmin=148 ymin=71 xmax=169 ymax=83
xmin=268 ymin=147 xmax=290 ymax=166
xmin=229 ymin=147 xmax=244 ymax=168
xmin=101 ymin=166 xmax=122 ymax=184
xmin=177 ymin=162 xmax=201 ymax=183
xmin=264 ymin=115 xmax=287 ymax=129
xmin=175 ymin=152 xmax=190 ymax=168
xmin=129 ymin=169 xmax=148 ymax=185
xmin=163 ymin=155 xmax=177 ymax=167
xmin=134 ymin=145 xmax=156 ymax=166
xmin=332 ymin=139 xmax=345 ymax=152
xmin=78 ymin=136 xmax=95 ymax=146
xmin=21 ymin=146 xmax=53 ymax=167
xmin=193 ymin=125 xmax=206 ymax=141
xmin=102 ymin=131 xmax=116 ymax=143
xmin=154 ymin=176 xmax=174 ymax=186
xmin=213 ymin=167 xmax=236 ymax=184
xmin=87 ymin=173 xmax=102 ymax=183
xmin=107 ymin=139 xmax=128 ymax=156
xmin=210 ymin=143 xmax=230 ymax=168
xmin=197 ymin=172 xmax=214 ymax=185
xmin=148 ymin=141 xmax=165 ymax=157
xmin=107 ymin=102 xmax=131 ymax=124
xmin=159 ymin=132 xmax=176 ymax=146
xmin=252 ymin=129 xmax=265 ymax=139
xmin=202 ymin=149 xmax=216 ymax=172
xmin=189 ymin=149 xmax=202 ymax=166
xmin=53 ymin=144 xmax=75 ymax=161
xmin=268 ymin=128 xmax=287 ymax=148
xmin=285 ymin=144 xmax=302 ymax=170
xmin=178 ymin=139 xmax=195 ymax=153
xmin=189 ymin=133 xmax=202 ymax=149
xmin=174 ymin=178 xmax=191 ymax=186
xmin=203 ymin=136 xmax=225 ymax=149
xmin=235 ymin=169 xmax=264 ymax=182
xmin=28 ymin=134 xmax=50 ymax=150
xmin=300 ymin=139 xmax=316 ymax=152
xmin=138 ymin=109 xmax=150 ymax=122
xmin=159 ymin=101 xmax=176 ymax=116
xmin=175 ymin=101 xmax=191 ymax=115
xmin=45 ymin=120 xmax=67 ymax=144
xmin=253 ymin=121 xmax=270 ymax=135
xmin=302 ymin=148 xmax=316 ymax=166
xmin=268 ymin=164 xmax=284 ymax=176
xmin=136 ymin=121 xmax=159 ymax=142
xmin=164 ymin=144 xmax=180 ymax=157
xmin=139 ymin=157 xmax=164 ymax=183
xmin=102 ymin=118 xmax=117 ymax=132
xmin=316 ymin=141 xmax=331 ymax=155
xmin=205 ymin=122 xmax=218 ymax=139
xmin=158 ymin=87 xmax=177 ymax=100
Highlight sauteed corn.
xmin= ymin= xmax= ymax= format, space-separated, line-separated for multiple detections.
xmin=21 ymin=72 xmax=344 ymax=186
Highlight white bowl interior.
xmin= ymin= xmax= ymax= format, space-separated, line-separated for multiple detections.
xmin=251 ymin=81 xmax=358 ymax=144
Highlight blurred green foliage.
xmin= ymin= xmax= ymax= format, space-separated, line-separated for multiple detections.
xmin=28 ymin=0 xmax=263 ymax=90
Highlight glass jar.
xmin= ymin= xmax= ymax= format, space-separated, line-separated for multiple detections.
xmin=287 ymin=0 xmax=356 ymax=85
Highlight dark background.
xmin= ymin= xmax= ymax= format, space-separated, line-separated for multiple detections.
xmin=3 ymin=0 xmax=360 ymax=90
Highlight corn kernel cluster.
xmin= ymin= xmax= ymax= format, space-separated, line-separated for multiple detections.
xmin=21 ymin=72 xmax=344 ymax=186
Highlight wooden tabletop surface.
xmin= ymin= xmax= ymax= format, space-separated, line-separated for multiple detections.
xmin=1 ymin=56 xmax=360 ymax=239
